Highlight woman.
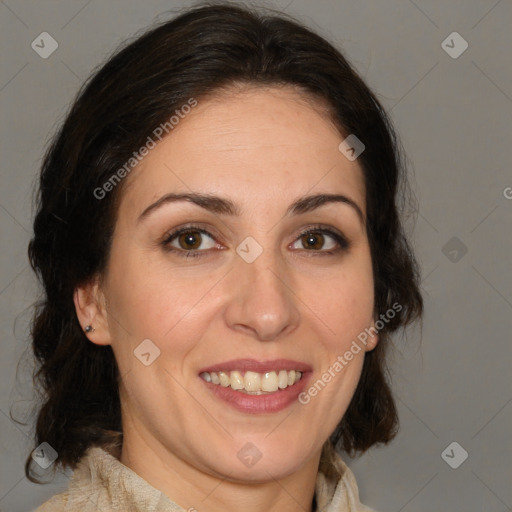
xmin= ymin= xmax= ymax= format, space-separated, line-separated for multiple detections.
xmin=27 ymin=3 xmax=423 ymax=511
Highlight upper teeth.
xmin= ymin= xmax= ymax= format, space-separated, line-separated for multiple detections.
xmin=200 ymin=370 xmax=303 ymax=393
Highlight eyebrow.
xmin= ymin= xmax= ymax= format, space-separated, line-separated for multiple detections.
xmin=137 ymin=192 xmax=365 ymax=225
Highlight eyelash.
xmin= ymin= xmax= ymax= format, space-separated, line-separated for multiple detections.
xmin=161 ymin=223 xmax=350 ymax=259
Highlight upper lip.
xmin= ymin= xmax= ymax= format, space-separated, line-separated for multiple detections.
xmin=198 ymin=358 xmax=312 ymax=374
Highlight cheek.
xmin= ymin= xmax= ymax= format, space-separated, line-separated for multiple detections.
xmin=105 ymin=247 xmax=233 ymax=412
xmin=105 ymin=251 xmax=220 ymax=355
xmin=300 ymin=260 xmax=374 ymax=343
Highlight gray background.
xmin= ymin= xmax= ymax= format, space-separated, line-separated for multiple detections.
xmin=1 ymin=0 xmax=511 ymax=511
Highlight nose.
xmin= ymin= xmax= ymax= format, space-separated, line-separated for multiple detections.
xmin=223 ymin=249 xmax=301 ymax=342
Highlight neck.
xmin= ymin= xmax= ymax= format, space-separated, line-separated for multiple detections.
xmin=119 ymin=427 xmax=321 ymax=512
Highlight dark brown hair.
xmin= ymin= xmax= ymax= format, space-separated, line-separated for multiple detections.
xmin=25 ymin=1 xmax=423 ymax=482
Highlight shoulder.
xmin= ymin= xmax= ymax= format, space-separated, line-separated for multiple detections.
xmin=33 ymin=446 xmax=109 ymax=512
xmin=33 ymin=444 xmax=178 ymax=512
xmin=336 ymin=460 xmax=377 ymax=512
xmin=34 ymin=491 xmax=69 ymax=511
xmin=316 ymin=442 xmax=378 ymax=512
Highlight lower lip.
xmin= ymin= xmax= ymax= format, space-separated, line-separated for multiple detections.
xmin=202 ymin=375 xmax=310 ymax=414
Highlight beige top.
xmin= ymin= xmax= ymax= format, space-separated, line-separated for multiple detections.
xmin=35 ymin=441 xmax=375 ymax=512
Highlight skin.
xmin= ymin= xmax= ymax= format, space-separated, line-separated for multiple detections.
xmin=74 ymin=85 xmax=378 ymax=512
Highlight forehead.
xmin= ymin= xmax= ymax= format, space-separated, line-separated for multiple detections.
xmin=119 ymin=85 xmax=366 ymax=219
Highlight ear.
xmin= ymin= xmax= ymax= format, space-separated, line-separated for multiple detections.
xmin=73 ymin=274 xmax=112 ymax=346
xmin=364 ymin=318 xmax=379 ymax=352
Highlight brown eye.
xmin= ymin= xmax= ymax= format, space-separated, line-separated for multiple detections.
xmin=292 ymin=230 xmax=340 ymax=252
xmin=300 ymin=232 xmax=325 ymax=250
xmin=177 ymin=231 xmax=202 ymax=250
xmin=164 ymin=228 xmax=217 ymax=254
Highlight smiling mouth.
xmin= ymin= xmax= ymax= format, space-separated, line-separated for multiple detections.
xmin=199 ymin=370 xmax=303 ymax=394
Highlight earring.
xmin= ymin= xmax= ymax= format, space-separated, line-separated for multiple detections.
xmin=84 ymin=325 xmax=95 ymax=333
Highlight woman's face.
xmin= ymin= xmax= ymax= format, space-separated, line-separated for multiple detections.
xmin=86 ymin=86 xmax=377 ymax=482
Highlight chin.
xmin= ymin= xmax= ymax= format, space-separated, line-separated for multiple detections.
xmin=201 ymin=438 xmax=315 ymax=483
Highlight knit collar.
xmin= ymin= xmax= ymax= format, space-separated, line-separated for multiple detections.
xmin=63 ymin=436 xmax=373 ymax=512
